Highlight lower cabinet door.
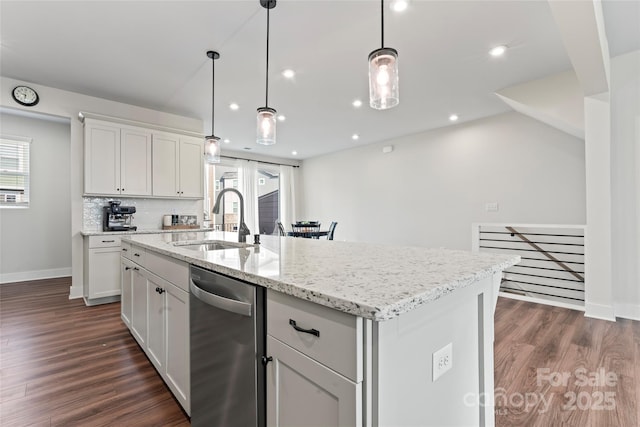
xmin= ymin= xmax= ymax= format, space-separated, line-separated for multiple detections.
xmin=165 ymin=282 xmax=190 ymax=414
xmin=146 ymin=273 xmax=166 ymax=373
xmin=120 ymin=258 xmax=134 ymax=327
xmin=88 ymin=247 xmax=121 ymax=298
xmin=130 ymin=267 xmax=148 ymax=348
xmin=266 ymin=336 xmax=361 ymax=427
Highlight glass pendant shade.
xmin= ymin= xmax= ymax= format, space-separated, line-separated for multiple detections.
xmin=204 ymin=135 xmax=221 ymax=164
xmin=256 ymin=107 xmax=276 ymax=145
xmin=368 ymin=47 xmax=399 ymax=110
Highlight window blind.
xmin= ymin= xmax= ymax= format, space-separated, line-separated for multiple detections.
xmin=0 ymin=137 xmax=31 ymax=207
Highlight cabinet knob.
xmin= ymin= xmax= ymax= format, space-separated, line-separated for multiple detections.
xmin=125 ymin=266 xmax=131 ymax=271
xmin=122 ymin=248 xmax=128 ymax=252
xmin=133 ymin=267 xmax=139 ymax=271
xmin=157 ymin=287 xmax=165 ymax=294
xmin=261 ymin=356 xmax=273 ymax=366
xmin=134 ymin=253 xmax=140 ymax=257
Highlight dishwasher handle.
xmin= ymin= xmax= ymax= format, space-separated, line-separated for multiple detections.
xmin=190 ymin=278 xmax=252 ymax=317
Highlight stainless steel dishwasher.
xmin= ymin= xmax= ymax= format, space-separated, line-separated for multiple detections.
xmin=190 ymin=265 xmax=266 ymax=427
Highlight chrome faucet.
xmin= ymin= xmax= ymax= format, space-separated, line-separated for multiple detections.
xmin=212 ymin=188 xmax=250 ymax=243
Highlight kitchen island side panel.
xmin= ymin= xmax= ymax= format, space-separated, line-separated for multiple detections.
xmin=372 ymin=275 xmax=495 ymax=427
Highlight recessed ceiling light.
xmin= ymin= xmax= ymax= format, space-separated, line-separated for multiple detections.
xmin=282 ymin=69 xmax=295 ymax=79
xmin=223 ymin=138 xmax=231 ymax=144
xmin=291 ymin=150 xmax=298 ymax=156
xmin=489 ymin=45 xmax=507 ymax=57
xmin=229 ymin=103 xmax=239 ymax=110
xmin=352 ymin=133 xmax=360 ymax=141
xmin=390 ymin=0 xmax=409 ymax=12
xmin=449 ymin=114 xmax=459 ymax=122
xmin=277 ymin=115 xmax=286 ymax=122
xmin=352 ymin=99 xmax=363 ymax=108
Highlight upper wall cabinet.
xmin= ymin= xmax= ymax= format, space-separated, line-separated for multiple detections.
xmin=83 ymin=116 xmax=203 ymax=200
xmin=84 ymin=119 xmax=152 ymax=196
xmin=152 ymin=133 xmax=203 ymax=198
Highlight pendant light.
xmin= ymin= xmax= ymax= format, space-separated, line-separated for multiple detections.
xmin=205 ymin=50 xmax=221 ymax=164
xmin=256 ymin=0 xmax=277 ymax=146
xmin=368 ymin=0 xmax=399 ymax=110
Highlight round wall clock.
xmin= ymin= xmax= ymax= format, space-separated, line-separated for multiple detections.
xmin=12 ymin=86 xmax=39 ymax=107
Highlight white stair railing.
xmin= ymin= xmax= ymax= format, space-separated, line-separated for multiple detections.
xmin=472 ymin=223 xmax=586 ymax=310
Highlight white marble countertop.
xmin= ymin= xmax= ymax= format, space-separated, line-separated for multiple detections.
xmin=122 ymin=231 xmax=519 ymax=321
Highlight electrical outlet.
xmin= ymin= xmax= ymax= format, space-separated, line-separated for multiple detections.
xmin=433 ymin=342 xmax=453 ymax=381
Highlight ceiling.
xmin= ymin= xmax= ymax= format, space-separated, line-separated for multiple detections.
xmin=0 ymin=1 xmax=637 ymax=160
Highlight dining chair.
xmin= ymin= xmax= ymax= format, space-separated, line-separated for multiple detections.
xmin=327 ymin=222 xmax=338 ymax=240
xmin=276 ymin=221 xmax=287 ymax=236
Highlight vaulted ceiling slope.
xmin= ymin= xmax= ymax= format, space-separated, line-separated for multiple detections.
xmin=0 ymin=1 xmax=637 ymax=159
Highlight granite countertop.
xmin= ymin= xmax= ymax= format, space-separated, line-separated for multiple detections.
xmin=122 ymin=231 xmax=519 ymax=321
xmin=81 ymin=228 xmax=214 ymax=236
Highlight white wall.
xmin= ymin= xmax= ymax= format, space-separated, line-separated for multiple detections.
xmin=300 ymin=111 xmax=586 ymax=250
xmin=0 ymin=76 xmax=203 ymax=298
xmin=610 ymin=50 xmax=640 ymax=320
xmin=0 ymin=111 xmax=71 ymax=283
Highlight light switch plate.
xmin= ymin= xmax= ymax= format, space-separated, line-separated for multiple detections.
xmin=433 ymin=342 xmax=453 ymax=381
xmin=485 ymin=202 xmax=499 ymax=212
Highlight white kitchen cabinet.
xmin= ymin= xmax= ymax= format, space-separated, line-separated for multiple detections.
xmin=146 ymin=272 xmax=166 ymax=373
xmin=121 ymin=245 xmax=190 ymax=414
xmin=83 ymin=235 xmax=123 ymax=305
xmin=130 ymin=264 xmax=148 ymax=349
xmin=267 ymin=336 xmax=360 ymax=427
xmin=164 ymin=280 xmax=190 ymax=411
xmin=178 ymin=136 xmax=204 ymax=198
xmin=266 ymin=291 xmax=362 ymax=427
xmin=84 ymin=119 xmax=152 ymax=196
xmin=120 ymin=258 xmax=134 ymax=327
xmin=152 ymin=132 xmax=203 ymax=198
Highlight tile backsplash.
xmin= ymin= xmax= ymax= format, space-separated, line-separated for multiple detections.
xmin=83 ymin=197 xmax=203 ymax=231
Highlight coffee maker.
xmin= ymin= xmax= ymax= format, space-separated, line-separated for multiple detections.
xmin=103 ymin=201 xmax=137 ymax=231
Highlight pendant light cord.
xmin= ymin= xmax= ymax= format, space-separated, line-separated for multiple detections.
xmin=211 ymin=55 xmax=215 ymax=136
xmin=265 ymin=6 xmax=271 ymax=107
xmin=381 ymin=0 xmax=384 ymax=48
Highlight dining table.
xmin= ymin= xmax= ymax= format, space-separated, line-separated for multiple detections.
xmin=287 ymin=230 xmax=329 ymax=239
xmin=288 ymin=221 xmax=327 ymax=239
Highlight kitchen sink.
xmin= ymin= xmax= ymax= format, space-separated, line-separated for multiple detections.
xmin=173 ymin=240 xmax=253 ymax=251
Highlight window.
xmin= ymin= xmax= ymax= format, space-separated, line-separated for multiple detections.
xmin=0 ymin=137 xmax=31 ymax=208
xmin=232 ymin=201 xmax=238 ymax=214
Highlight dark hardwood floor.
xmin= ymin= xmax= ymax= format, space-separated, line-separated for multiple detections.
xmin=1 ymin=279 xmax=638 ymax=426
xmin=0 ymin=278 xmax=190 ymax=427
xmin=494 ymin=297 xmax=639 ymax=427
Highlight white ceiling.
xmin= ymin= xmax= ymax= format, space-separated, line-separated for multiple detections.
xmin=0 ymin=1 xmax=636 ymax=160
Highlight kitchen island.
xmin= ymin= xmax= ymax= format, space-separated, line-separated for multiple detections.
xmin=122 ymin=231 xmax=519 ymax=426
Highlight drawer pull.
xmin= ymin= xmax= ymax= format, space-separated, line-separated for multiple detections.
xmin=289 ymin=319 xmax=320 ymax=337
xmin=102 ymin=240 xmax=115 ymax=243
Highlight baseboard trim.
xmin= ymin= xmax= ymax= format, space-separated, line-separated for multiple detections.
xmin=69 ymin=285 xmax=84 ymax=299
xmin=0 ymin=267 xmax=72 ymax=284
xmin=614 ymin=303 xmax=640 ymax=321
xmin=498 ymin=292 xmax=585 ymax=312
xmin=584 ymin=302 xmax=616 ymax=322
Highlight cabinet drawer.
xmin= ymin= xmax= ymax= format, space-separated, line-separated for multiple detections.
xmin=267 ymin=291 xmax=362 ymax=382
xmin=88 ymin=235 xmax=122 ymax=249
xmin=129 ymin=245 xmax=146 ymax=267
xmin=121 ymin=241 xmax=132 ymax=260
xmin=145 ymin=250 xmax=189 ymax=292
